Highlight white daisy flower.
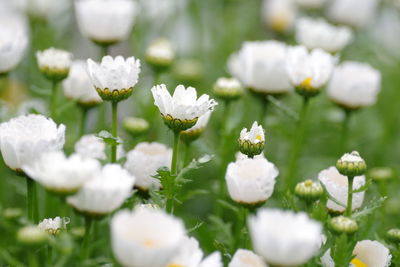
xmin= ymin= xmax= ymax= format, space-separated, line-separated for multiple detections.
xmin=318 ymin=166 xmax=366 ymax=213
xmin=295 ymin=0 xmax=326 ymax=9
xmin=226 ymin=156 xmax=278 ymax=205
xmin=296 ymin=17 xmax=353 ymax=53
xmin=12 ymin=0 xmax=70 ymax=19
xmin=249 ymin=208 xmax=322 ymax=266
xmin=38 ymin=216 xmax=69 ymax=235
xmin=239 ymin=122 xmax=265 ymax=158
xmin=62 ymin=60 xmax=102 ymax=107
xmin=74 ymin=134 xmax=125 ymax=161
xmin=67 ymin=164 xmax=135 ymax=217
xmin=124 ymin=142 xmax=172 ymax=191
xmin=228 ymin=41 xmax=292 ymax=94
xmin=75 ymin=0 xmax=137 ymax=45
xmin=261 ymin=0 xmax=297 ymax=33
xmin=22 ymin=151 xmax=100 ymax=195
xmin=327 ymin=61 xmax=381 ymax=109
xmin=36 ymin=47 xmax=73 ymax=81
xmin=111 ymin=208 xmax=186 ymax=267
xmin=0 ymin=114 xmax=65 ymax=172
xmin=166 ymin=236 xmax=204 ymax=267
xmin=229 ymin=249 xmax=268 ymax=267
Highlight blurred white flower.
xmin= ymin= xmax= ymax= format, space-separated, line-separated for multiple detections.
xmin=36 ymin=47 xmax=73 ymax=81
xmin=327 ymin=0 xmax=380 ymax=28
xmin=249 ymin=208 xmax=322 ymax=266
xmin=229 ymin=249 xmax=268 ymax=267
xmin=75 ymin=0 xmax=137 ymax=45
xmin=151 ymin=84 xmax=217 ymax=121
xmin=138 ymin=0 xmax=186 ymax=24
xmin=87 ymin=56 xmax=141 ymax=102
xmin=0 ymin=114 xmax=65 ymax=171
xmin=124 ymin=142 xmax=172 ymax=190
xmin=295 ymin=0 xmax=326 ymax=9
xmin=240 ymin=122 xmax=265 ymax=144
xmin=327 ymin=61 xmax=381 ymax=109
xmin=62 ymin=60 xmax=102 ymax=106
xmin=111 ymin=208 xmax=186 ymax=267
xmin=213 ymin=77 xmax=244 ymax=100
xmin=75 ymin=134 xmax=125 ymax=162
xmin=321 ymin=240 xmax=391 ymax=267
xmin=0 ymin=11 xmax=28 ymax=74
xmin=167 ymin=236 xmax=204 ymax=267
xmin=38 ymin=216 xmax=69 ymax=235
xmin=17 ymin=99 xmax=47 ymax=116
xmin=318 ymin=166 xmax=365 ymax=213
xmin=145 ymin=38 xmax=175 ymax=68
xmin=198 ymin=252 xmax=223 ymax=267
xmin=228 ymin=41 xmax=292 ymax=94
xmin=226 ymin=156 xmax=278 ymax=205
xmin=12 ymin=0 xmax=70 ymax=19
xmin=286 ymin=46 xmax=335 ymax=95
xmin=67 ymin=164 xmax=135 ymax=216
xmin=296 ymin=17 xmax=352 ymax=53
xmin=22 ymin=151 xmax=100 ymax=194
xmin=262 ymin=0 xmax=297 ymax=33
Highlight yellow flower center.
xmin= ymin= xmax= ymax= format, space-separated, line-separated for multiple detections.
xmin=271 ymin=14 xmax=289 ymax=33
xmin=256 ymin=135 xmax=262 ymax=141
xmin=304 ymin=180 xmax=314 ymax=187
xmin=300 ymin=77 xmax=313 ymax=89
xmin=143 ymin=240 xmax=156 ymax=248
xmin=351 ymin=258 xmax=367 ymax=267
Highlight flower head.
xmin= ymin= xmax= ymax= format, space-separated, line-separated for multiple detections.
xmin=123 ymin=117 xmax=149 ymax=136
xmin=36 ymin=48 xmax=73 ymax=81
xmin=228 ymin=249 xmax=267 ymax=267
xmin=318 ymin=166 xmax=365 ymax=213
xmin=124 ymin=142 xmax=172 ymax=191
xmin=213 ymin=77 xmax=244 ymax=101
xmin=296 ymin=17 xmax=353 ymax=53
xmin=0 ymin=114 xmax=65 ymax=172
xmin=239 ymin=122 xmax=265 ymax=158
xmin=329 ymin=216 xmax=358 ymax=234
xmin=327 ymin=61 xmax=381 ymax=109
xmin=286 ymin=46 xmax=335 ymax=97
xmin=74 ymin=134 xmax=125 ymax=161
xmin=67 ymin=164 xmax=135 ymax=217
xmin=336 ymin=151 xmax=367 ymax=177
xmin=181 ymin=111 xmax=213 ymax=143
xmin=63 ymin=60 xmax=102 ymax=107
xmin=228 ymin=41 xmax=291 ymax=94
xmin=111 ymin=207 xmax=186 ymax=267
xmin=17 ymin=226 xmax=48 ymax=246
xmin=75 ymin=0 xmax=137 ymax=45
xmin=87 ymin=56 xmax=141 ymax=102
xmin=151 ymin=84 xmax=217 ymax=132
xmin=38 ymin=217 xmax=69 ymax=235
xmin=261 ymin=0 xmax=297 ymax=33
xmin=249 ymin=208 xmax=322 ymax=266
xmin=22 ymin=151 xmax=100 ymax=195
xmin=294 ymin=179 xmax=324 ymax=201
xmin=226 ymin=156 xmax=278 ymax=205
xmin=145 ymin=38 xmax=175 ymax=70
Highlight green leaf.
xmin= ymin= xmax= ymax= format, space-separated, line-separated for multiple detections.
xmin=30 ymin=85 xmax=51 ymax=96
xmin=96 ymin=130 xmax=121 ymax=146
xmin=176 ymin=154 xmax=213 ymax=185
xmin=267 ymin=95 xmax=299 ymax=121
xmin=217 ymin=199 xmax=240 ymax=214
xmin=351 ymin=179 xmax=372 ymax=193
xmin=352 ymin=196 xmax=387 ymax=219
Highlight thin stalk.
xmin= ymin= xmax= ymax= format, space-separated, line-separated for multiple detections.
xmin=285 ymin=97 xmax=311 ymax=191
xmin=221 ymin=100 xmax=231 ymax=136
xmin=101 ymin=45 xmax=110 ymax=58
xmin=79 ymin=107 xmax=89 ymax=137
xmin=346 ymin=176 xmax=354 ymax=216
xmin=47 ymin=245 xmax=52 ymax=267
xmin=183 ymin=142 xmax=191 ymax=167
xmin=340 ymin=109 xmax=352 ymax=154
xmin=50 ymin=81 xmax=58 ymax=119
xmin=80 ymin=216 xmax=93 ymax=261
xmin=28 ymin=249 xmax=38 ymax=267
xmin=26 ymin=176 xmax=38 ymax=223
xmin=259 ymin=95 xmax=268 ymax=125
xmin=237 ymin=206 xmax=250 ymax=250
xmin=111 ymin=102 xmax=118 ymax=163
xmin=171 ymin=132 xmax=181 ymax=175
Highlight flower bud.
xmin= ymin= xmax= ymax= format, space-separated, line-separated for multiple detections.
xmin=17 ymin=226 xmax=48 ymax=246
xmin=239 ymin=122 xmax=265 ymax=158
xmin=213 ymin=77 xmax=243 ymax=101
xmin=3 ymin=208 xmax=23 ymax=220
xmin=38 ymin=217 xmax=70 ymax=235
xmin=36 ymin=48 xmax=72 ymax=82
xmin=70 ymin=226 xmax=85 ymax=239
xmin=162 ymin=114 xmax=198 ymax=133
xmin=336 ymin=151 xmax=367 ymax=177
xmin=181 ymin=111 xmax=212 ymax=143
xmin=294 ymin=179 xmax=324 ymax=201
xmin=173 ymin=59 xmax=203 ymax=83
xmin=387 ymin=228 xmax=400 ymax=243
xmin=368 ymin=167 xmax=393 ymax=182
xmin=123 ymin=117 xmax=149 ymax=137
xmin=329 ymin=216 xmax=358 ymax=234
xmin=145 ymin=39 xmax=174 ymax=71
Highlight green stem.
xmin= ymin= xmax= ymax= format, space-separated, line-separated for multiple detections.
xmin=50 ymin=81 xmax=58 ymax=119
xmin=79 ymin=107 xmax=89 ymax=137
xmin=111 ymin=102 xmax=118 ymax=163
xmin=221 ymin=100 xmax=231 ymax=136
xmin=183 ymin=142 xmax=191 ymax=167
xmin=171 ymin=131 xmax=180 ymax=175
xmin=100 ymin=45 xmax=110 ymax=58
xmin=26 ymin=176 xmax=38 ymax=223
xmin=28 ymin=249 xmax=38 ymax=267
xmin=47 ymin=245 xmax=52 ymax=267
xmin=340 ymin=109 xmax=352 ymax=154
xmin=285 ymin=97 xmax=310 ymax=191
xmin=237 ymin=206 xmax=250 ymax=250
xmin=259 ymin=95 xmax=268 ymax=125
xmin=346 ymin=176 xmax=354 ymax=216
xmin=80 ymin=216 xmax=93 ymax=261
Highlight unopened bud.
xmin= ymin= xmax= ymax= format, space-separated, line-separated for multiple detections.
xmin=294 ymin=179 xmax=324 ymax=201
xmin=336 ymin=151 xmax=367 ymax=177
xmin=329 ymin=216 xmax=358 ymax=234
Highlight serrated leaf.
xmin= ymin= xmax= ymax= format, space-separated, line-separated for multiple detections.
xmin=352 ymin=179 xmax=372 ymax=193
xmin=352 ymin=196 xmax=387 ymax=219
xmin=176 ymin=154 xmax=213 ymax=185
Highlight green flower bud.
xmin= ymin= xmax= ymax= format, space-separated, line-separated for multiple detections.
xmin=145 ymin=39 xmax=174 ymax=71
xmin=387 ymin=228 xmax=400 ymax=242
xmin=70 ymin=226 xmax=86 ymax=239
xmin=213 ymin=77 xmax=243 ymax=101
xmin=123 ymin=117 xmax=149 ymax=136
xmin=173 ymin=59 xmax=203 ymax=83
xmin=239 ymin=140 xmax=265 ymax=158
xmin=17 ymin=226 xmax=48 ymax=246
xmin=95 ymin=87 xmax=133 ymax=103
xmin=181 ymin=128 xmax=204 ymax=143
xmin=3 ymin=208 xmax=23 ymax=220
xmin=329 ymin=216 xmax=358 ymax=234
xmin=239 ymin=122 xmax=265 ymax=158
xmin=368 ymin=167 xmax=393 ymax=182
xmin=161 ymin=114 xmax=198 ymax=133
xmin=336 ymin=151 xmax=367 ymax=177
xmin=294 ymin=179 xmax=324 ymax=201
xmin=40 ymin=67 xmax=70 ymax=82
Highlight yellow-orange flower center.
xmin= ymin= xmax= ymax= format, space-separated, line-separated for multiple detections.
xmin=351 ymin=258 xmax=367 ymax=267
xmin=256 ymin=135 xmax=262 ymax=141
xmin=300 ymin=77 xmax=313 ymax=89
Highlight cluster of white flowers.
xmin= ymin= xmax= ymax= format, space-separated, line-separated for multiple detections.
xmin=75 ymin=134 xmax=125 ymax=161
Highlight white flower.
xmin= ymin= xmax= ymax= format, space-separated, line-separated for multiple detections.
xmin=327 ymin=0 xmax=380 ymax=28
xmin=318 ymin=166 xmax=365 ymax=213
xmin=62 ymin=60 xmax=102 ymax=106
xmin=111 ymin=208 xmax=186 ymax=267
xmin=286 ymin=45 xmax=335 ymax=90
xmin=327 ymin=61 xmax=381 ymax=109
xmin=167 ymin=236 xmax=203 ymax=267
xmin=321 ymin=240 xmax=391 ymax=267
xmin=261 ymin=0 xmax=297 ymax=33
xmin=229 ymin=249 xmax=268 ymax=267
xmin=13 ymin=0 xmax=70 ymax=19
xmin=145 ymin=38 xmax=175 ymax=67
xmin=228 ymin=41 xmax=292 ymax=94
xmin=124 ymin=142 xmax=172 ymax=190
xmin=295 ymin=0 xmax=326 ymax=9
xmin=22 ymin=151 xmax=100 ymax=194
xmin=0 ymin=114 xmax=65 ymax=171
xmin=240 ymin=122 xmax=265 ymax=144
xmin=75 ymin=0 xmax=137 ymax=44
xmin=226 ymin=156 xmax=278 ymax=204
xmin=151 ymin=84 xmax=217 ymax=120
xmin=36 ymin=47 xmax=73 ymax=78
xmin=67 ymin=164 xmax=135 ymax=216
xmin=0 ymin=12 xmax=28 ymax=74
xmin=249 ymin=209 xmax=322 ymax=266
xmin=296 ymin=17 xmax=353 ymax=53
xmin=198 ymin=252 xmax=223 ymax=267
xmin=87 ymin=56 xmax=141 ymax=102
xmin=38 ymin=216 xmax=69 ymax=235
xmin=213 ymin=77 xmax=244 ymax=99
xmin=74 ymin=134 xmax=125 ymax=161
